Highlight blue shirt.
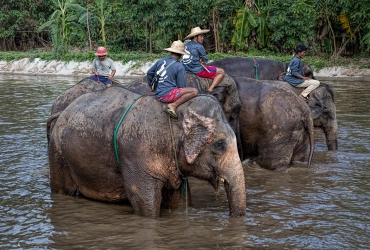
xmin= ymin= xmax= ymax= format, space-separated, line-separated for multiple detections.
xmin=285 ymin=56 xmax=305 ymax=86
xmin=182 ymin=41 xmax=208 ymax=74
xmin=146 ymin=56 xmax=187 ymax=99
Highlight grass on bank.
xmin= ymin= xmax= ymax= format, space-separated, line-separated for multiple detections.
xmin=0 ymin=49 xmax=369 ymax=71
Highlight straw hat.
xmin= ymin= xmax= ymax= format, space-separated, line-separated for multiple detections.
xmin=163 ymin=40 xmax=189 ymax=55
xmin=184 ymin=27 xmax=210 ymax=40
xmin=95 ymin=47 xmax=107 ymax=56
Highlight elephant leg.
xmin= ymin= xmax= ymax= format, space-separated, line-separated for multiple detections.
xmin=292 ymin=140 xmax=310 ymax=162
xmin=49 ymin=141 xmax=78 ymax=195
xmin=123 ymin=171 xmax=165 ymax=218
xmin=257 ymin=142 xmax=295 ymax=171
xmin=162 ymin=181 xmax=192 ymax=209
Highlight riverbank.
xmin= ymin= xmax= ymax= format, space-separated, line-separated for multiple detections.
xmin=1 ymin=58 xmax=370 ymax=81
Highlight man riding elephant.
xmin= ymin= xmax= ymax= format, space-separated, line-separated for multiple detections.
xmin=146 ymin=40 xmax=198 ymax=119
xmin=209 ymin=57 xmax=338 ymax=151
xmin=285 ymin=44 xmax=320 ymax=102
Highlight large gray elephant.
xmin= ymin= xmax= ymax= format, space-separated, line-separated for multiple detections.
xmin=209 ymin=57 xmax=338 ymax=150
xmin=48 ymin=86 xmax=246 ymax=218
xmin=234 ymin=77 xmax=314 ymax=170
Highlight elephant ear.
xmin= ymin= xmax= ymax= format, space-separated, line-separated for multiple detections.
xmin=182 ymin=109 xmax=216 ymax=164
xmin=309 ymin=89 xmax=324 ymax=119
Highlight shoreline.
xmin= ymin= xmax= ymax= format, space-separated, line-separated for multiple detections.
xmin=1 ymin=58 xmax=369 ymax=82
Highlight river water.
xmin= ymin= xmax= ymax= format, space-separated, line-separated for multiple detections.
xmin=0 ymin=75 xmax=369 ymax=249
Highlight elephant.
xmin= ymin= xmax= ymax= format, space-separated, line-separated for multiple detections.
xmin=48 ymin=86 xmax=246 ymax=218
xmin=234 ymin=77 xmax=314 ymax=170
xmin=208 ymin=57 xmax=314 ymax=80
xmin=209 ymin=57 xmax=338 ymax=150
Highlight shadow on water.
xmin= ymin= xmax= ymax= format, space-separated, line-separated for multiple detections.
xmin=0 ymin=76 xmax=370 ymax=249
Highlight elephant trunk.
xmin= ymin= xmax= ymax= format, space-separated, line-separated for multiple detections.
xmin=325 ymin=122 xmax=338 ymax=151
xmin=218 ymin=138 xmax=246 ymax=216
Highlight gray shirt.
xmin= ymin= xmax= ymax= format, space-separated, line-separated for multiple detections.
xmin=92 ymin=57 xmax=116 ymax=76
xmin=285 ymin=56 xmax=304 ymax=86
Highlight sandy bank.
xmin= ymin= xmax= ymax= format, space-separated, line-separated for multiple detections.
xmin=1 ymin=58 xmax=369 ymax=81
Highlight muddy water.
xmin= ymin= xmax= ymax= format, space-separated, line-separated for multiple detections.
xmin=0 ymin=76 xmax=369 ymax=249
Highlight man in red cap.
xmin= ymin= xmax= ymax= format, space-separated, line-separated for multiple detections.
xmin=90 ymin=47 xmax=116 ymax=88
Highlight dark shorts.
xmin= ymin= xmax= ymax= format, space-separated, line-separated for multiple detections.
xmin=89 ymin=75 xmax=112 ymax=85
xmin=157 ymin=88 xmax=182 ymax=103
xmin=196 ymin=66 xmax=217 ymax=79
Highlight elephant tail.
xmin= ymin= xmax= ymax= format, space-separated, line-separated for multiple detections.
xmin=306 ymin=111 xmax=315 ymax=168
xmin=46 ymin=111 xmax=63 ymax=143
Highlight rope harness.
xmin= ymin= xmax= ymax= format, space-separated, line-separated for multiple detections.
xmin=113 ymin=95 xmax=144 ymax=163
xmin=252 ymin=58 xmax=259 ymax=80
xmin=168 ymin=115 xmax=188 ymax=215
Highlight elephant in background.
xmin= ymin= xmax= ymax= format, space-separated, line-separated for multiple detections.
xmin=48 ymin=87 xmax=246 ymax=218
xmin=209 ymin=57 xmax=338 ymax=150
xmin=234 ymin=77 xmax=314 ymax=170
xmin=208 ymin=57 xmax=314 ymax=80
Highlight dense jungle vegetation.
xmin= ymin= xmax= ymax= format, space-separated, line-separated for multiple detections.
xmin=0 ymin=0 xmax=369 ymax=68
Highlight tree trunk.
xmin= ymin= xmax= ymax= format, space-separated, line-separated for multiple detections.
xmin=86 ymin=0 xmax=92 ymax=50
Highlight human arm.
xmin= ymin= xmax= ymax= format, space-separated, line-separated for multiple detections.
xmin=91 ymin=59 xmax=98 ymax=76
xmin=198 ymin=45 xmax=208 ymax=64
xmin=107 ymin=69 xmax=116 ymax=80
xmin=146 ymin=62 xmax=158 ymax=91
xmin=290 ymin=58 xmax=311 ymax=80
xmin=176 ymin=65 xmax=187 ymax=88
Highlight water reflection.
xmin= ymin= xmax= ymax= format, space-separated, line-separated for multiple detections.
xmin=0 ymin=76 xmax=369 ymax=249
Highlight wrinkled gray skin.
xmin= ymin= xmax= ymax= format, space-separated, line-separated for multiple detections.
xmin=127 ymin=73 xmax=243 ymax=157
xmin=234 ymin=77 xmax=314 ymax=170
xmin=47 ymin=78 xmax=116 ymax=141
xmin=209 ymin=57 xmax=338 ymax=150
xmin=48 ymin=87 xmax=246 ymax=218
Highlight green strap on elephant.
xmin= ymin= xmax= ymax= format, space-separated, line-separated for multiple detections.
xmin=252 ymin=58 xmax=259 ymax=80
xmin=114 ymin=95 xmax=143 ymax=163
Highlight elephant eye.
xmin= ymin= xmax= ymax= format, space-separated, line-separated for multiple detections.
xmin=212 ymin=139 xmax=226 ymax=154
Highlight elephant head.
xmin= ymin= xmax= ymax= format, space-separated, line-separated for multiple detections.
xmin=174 ymin=95 xmax=246 ymax=216
xmin=308 ymin=83 xmax=338 ymax=150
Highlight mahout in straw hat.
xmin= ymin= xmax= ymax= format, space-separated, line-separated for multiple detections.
xmin=184 ymin=27 xmax=210 ymax=40
xmin=163 ymin=40 xmax=189 ymax=55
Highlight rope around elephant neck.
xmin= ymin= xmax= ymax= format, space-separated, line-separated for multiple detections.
xmin=252 ymin=58 xmax=259 ymax=80
xmin=113 ymin=95 xmax=144 ymax=164
xmin=168 ymin=115 xmax=188 ymax=215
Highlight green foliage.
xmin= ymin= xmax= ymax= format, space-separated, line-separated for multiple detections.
xmin=231 ymin=5 xmax=258 ymax=51
xmin=1 ymin=0 xmax=370 ymax=55
xmin=264 ymin=0 xmax=316 ymax=52
xmin=37 ymin=0 xmax=86 ymax=59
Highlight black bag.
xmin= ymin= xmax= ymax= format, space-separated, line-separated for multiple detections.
xmin=149 ymin=60 xmax=176 ymax=91
xmin=151 ymin=75 xmax=160 ymax=91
